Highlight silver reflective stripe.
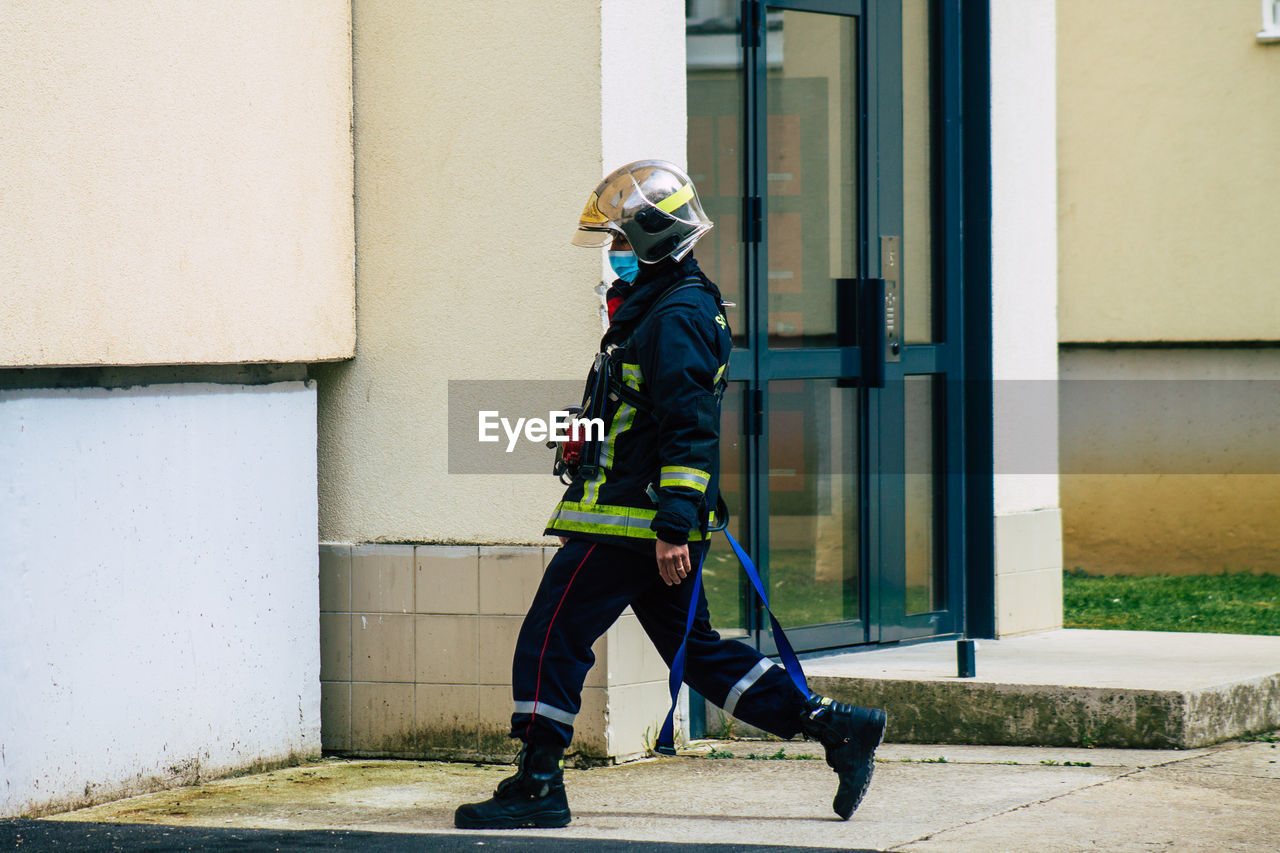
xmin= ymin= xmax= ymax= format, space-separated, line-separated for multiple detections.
xmin=660 ymin=469 xmax=710 ymax=489
xmin=513 ymin=700 xmax=577 ymax=726
xmin=722 ymin=659 xmax=775 ymax=717
xmin=551 ymin=508 xmax=654 ymax=534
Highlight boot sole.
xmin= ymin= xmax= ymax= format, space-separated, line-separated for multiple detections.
xmin=454 ymin=807 xmax=571 ymax=830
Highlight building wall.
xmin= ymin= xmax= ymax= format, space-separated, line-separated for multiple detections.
xmin=0 ymin=0 xmax=353 ymax=817
xmin=318 ymin=0 xmax=689 ymax=761
xmin=0 ymin=1 xmax=355 ymax=367
xmin=602 ymin=0 xmax=689 ymax=172
xmin=317 ymin=0 xmax=606 ymax=546
xmin=1060 ymin=347 xmax=1280 ymax=576
xmin=990 ymin=0 xmax=1064 ymax=635
xmin=317 ymin=544 xmax=671 ymax=762
xmin=0 ymin=383 xmax=320 ymax=818
xmin=1058 ymin=0 xmax=1280 ymax=343
xmin=317 ymin=0 xmax=689 ymax=545
xmin=1057 ymin=1 xmax=1280 ymax=576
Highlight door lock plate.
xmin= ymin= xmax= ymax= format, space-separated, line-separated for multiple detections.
xmin=881 ymin=235 xmax=902 ymax=362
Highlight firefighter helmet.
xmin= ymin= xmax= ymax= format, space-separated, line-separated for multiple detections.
xmin=571 ymin=160 xmax=713 ymax=264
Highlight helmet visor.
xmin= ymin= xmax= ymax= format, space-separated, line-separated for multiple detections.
xmin=571 ymin=227 xmax=615 ymax=249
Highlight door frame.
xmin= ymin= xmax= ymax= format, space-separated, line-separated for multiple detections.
xmin=722 ymin=0 xmax=995 ymax=652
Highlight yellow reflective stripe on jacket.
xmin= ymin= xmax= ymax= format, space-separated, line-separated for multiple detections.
xmin=659 ymin=465 xmax=711 ymax=493
xmin=713 ymin=363 xmax=727 ymax=385
xmin=585 ymin=363 xmax=643 ymax=505
xmin=546 ymin=500 xmax=715 ymax=541
xmin=587 ymin=401 xmax=635 ymax=503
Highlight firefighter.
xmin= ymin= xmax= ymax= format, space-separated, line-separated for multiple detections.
xmin=454 ymin=160 xmax=886 ymax=830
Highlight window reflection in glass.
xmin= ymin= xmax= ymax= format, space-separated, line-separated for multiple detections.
xmin=767 ymin=379 xmax=860 ymax=626
xmin=687 ymin=3 xmax=746 ymax=348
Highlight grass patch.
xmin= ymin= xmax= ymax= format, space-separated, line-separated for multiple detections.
xmin=1063 ymin=570 xmax=1280 ymax=635
xmin=745 ymin=748 xmax=819 ymax=761
xmin=707 ymin=558 xmax=1280 ymax=635
xmin=704 ymin=747 xmax=819 ymax=761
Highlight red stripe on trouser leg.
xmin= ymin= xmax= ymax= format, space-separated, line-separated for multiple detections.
xmin=525 ymin=543 xmax=596 ymax=740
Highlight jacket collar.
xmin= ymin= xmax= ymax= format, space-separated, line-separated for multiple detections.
xmin=606 ymin=255 xmax=704 ymax=332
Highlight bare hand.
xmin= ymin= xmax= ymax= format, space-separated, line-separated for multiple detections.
xmin=557 ymin=536 xmax=568 ymax=546
xmin=656 ymin=539 xmax=691 ymax=586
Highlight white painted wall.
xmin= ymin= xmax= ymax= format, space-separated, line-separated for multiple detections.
xmin=600 ymin=0 xmax=688 ymax=288
xmin=989 ymin=0 xmax=1059 ymax=515
xmin=986 ymin=0 xmax=1063 ymax=634
xmin=0 ymin=382 xmax=320 ymax=817
xmin=602 ymin=0 xmax=688 ymax=170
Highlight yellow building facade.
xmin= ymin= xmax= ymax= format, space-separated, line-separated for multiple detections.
xmin=1057 ymin=0 xmax=1280 ymax=575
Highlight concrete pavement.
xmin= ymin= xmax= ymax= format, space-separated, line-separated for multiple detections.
xmin=799 ymin=629 xmax=1280 ymax=748
xmin=28 ymin=735 xmax=1280 ymax=851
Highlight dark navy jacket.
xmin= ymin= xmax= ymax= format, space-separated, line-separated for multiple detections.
xmin=544 ymin=255 xmax=732 ymax=554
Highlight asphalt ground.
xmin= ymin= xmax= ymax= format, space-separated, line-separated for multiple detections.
xmin=0 ymin=820 xmax=865 ymax=853
xmin=13 ymin=738 xmax=1280 ymax=852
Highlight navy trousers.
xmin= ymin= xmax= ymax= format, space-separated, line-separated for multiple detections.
xmin=509 ymin=538 xmax=807 ymax=747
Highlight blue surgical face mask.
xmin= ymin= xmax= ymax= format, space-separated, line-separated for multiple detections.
xmin=608 ymin=250 xmax=640 ymax=283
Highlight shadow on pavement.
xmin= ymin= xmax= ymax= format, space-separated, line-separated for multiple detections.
xmin=1 ymin=819 xmax=875 ymax=852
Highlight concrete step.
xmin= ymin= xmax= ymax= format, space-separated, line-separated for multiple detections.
xmin=729 ymin=629 xmax=1280 ymax=749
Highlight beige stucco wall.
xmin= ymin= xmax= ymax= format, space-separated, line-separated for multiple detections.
xmin=1058 ymin=0 xmax=1280 ymax=342
xmin=319 ymin=0 xmax=688 ymax=543
xmin=1 ymin=1 xmax=355 ymax=367
xmin=316 ymin=2 xmax=689 ymax=763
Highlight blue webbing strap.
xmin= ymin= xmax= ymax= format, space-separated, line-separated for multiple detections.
xmin=655 ymin=528 xmax=810 ymax=755
xmin=655 ymin=543 xmax=707 ymax=755
xmin=722 ymin=529 xmax=811 ymax=698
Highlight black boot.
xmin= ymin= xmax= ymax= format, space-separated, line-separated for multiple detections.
xmin=454 ymin=742 xmax=571 ymax=829
xmin=798 ymin=694 xmax=887 ymax=820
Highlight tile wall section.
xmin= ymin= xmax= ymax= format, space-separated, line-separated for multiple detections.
xmin=994 ymin=508 xmax=1065 ymax=636
xmin=318 ymin=543 xmax=671 ymax=762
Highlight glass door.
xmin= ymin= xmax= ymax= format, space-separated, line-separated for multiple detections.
xmin=688 ymin=0 xmax=958 ymax=652
xmin=756 ymin=3 xmax=865 ymax=650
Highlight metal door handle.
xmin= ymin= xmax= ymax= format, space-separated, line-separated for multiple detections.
xmin=835 ymin=277 xmax=886 ymax=388
xmin=836 ymin=277 xmax=858 ymax=348
xmin=859 ymin=278 xmax=887 ymax=388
